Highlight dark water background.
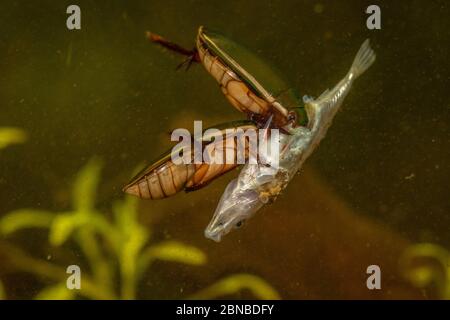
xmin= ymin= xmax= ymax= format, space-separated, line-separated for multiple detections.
xmin=0 ymin=0 xmax=449 ymax=299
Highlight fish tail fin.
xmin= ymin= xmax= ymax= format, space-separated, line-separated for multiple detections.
xmin=349 ymin=39 xmax=376 ymax=80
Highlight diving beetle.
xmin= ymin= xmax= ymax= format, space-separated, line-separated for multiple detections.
xmin=147 ymin=26 xmax=308 ymax=131
xmin=124 ymin=26 xmax=305 ymax=199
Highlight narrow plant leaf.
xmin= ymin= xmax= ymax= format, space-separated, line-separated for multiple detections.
xmin=0 ymin=210 xmax=55 ymax=235
xmin=399 ymin=243 xmax=450 ymax=299
xmin=189 ymin=274 xmax=281 ymax=300
xmin=72 ymin=158 xmax=102 ymax=212
xmin=0 ymin=280 xmax=5 ymax=300
xmin=0 ymin=127 xmax=27 ymax=150
xmin=138 ymin=241 xmax=207 ymax=274
xmin=49 ymin=214 xmax=88 ymax=246
xmin=35 ymin=283 xmax=75 ymax=300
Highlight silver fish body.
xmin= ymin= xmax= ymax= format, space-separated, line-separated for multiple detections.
xmin=205 ymin=40 xmax=376 ymax=242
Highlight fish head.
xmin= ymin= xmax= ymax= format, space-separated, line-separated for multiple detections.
xmin=204 ymin=178 xmax=264 ymax=242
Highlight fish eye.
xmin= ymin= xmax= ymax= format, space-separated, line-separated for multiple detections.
xmin=235 ymin=220 xmax=244 ymax=228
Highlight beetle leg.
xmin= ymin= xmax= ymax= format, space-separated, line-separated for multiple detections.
xmin=146 ymin=31 xmax=200 ymax=68
xmin=176 ymin=54 xmax=200 ymax=71
xmin=262 ymin=114 xmax=274 ymax=130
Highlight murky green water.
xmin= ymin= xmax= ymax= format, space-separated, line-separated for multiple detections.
xmin=0 ymin=0 xmax=449 ymax=299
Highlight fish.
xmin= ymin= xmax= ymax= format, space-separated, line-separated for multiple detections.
xmin=205 ymin=39 xmax=376 ymax=241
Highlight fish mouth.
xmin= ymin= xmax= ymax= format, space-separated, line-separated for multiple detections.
xmin=204 ymin=218 xmax=232 ymax=243
xmin=204 ymin=229 xmax=222 ymax=242
xmin=204 ymin=213 xmax=237 ymax=243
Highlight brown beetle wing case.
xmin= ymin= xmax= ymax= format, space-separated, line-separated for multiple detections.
xmin=123 ymin=122 xmax=257 ymax=199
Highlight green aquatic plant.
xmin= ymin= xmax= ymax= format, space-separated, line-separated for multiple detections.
xmin=0 ymin=279 xmax=5 ymax=300
xmin=399 ymin=243 xmax=450 ymax=299
xmin=0 ymin=158 xmax=279 ymax=300
xmin=189 ymin=274 xmax=280 ymax=300
xmin=0 ymin=127 xmax=27 ymax=150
